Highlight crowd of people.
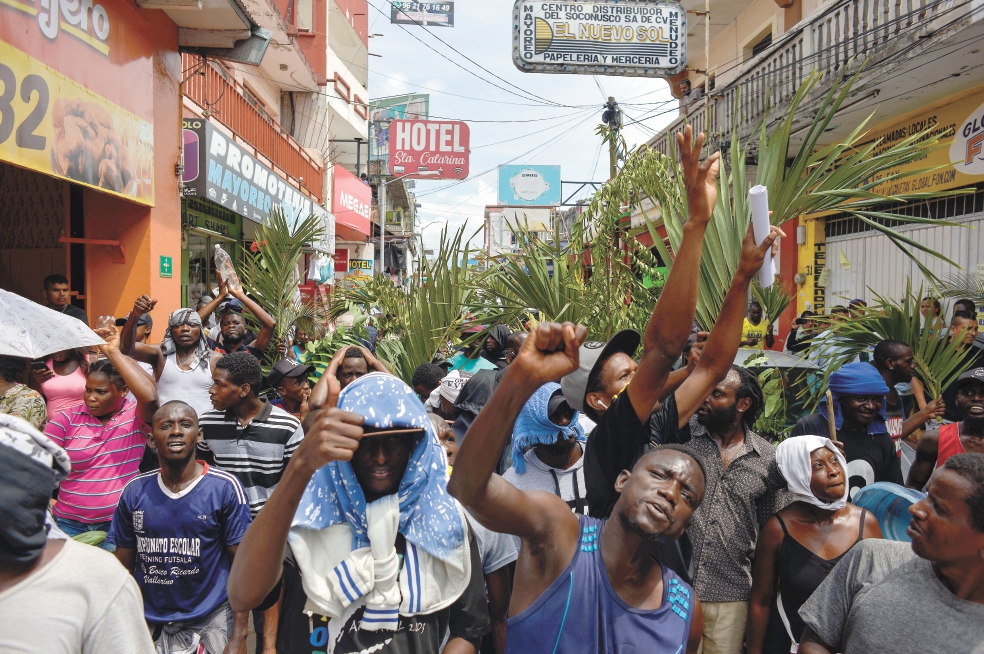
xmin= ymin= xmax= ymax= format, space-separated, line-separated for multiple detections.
xmin=1 ymin=127 xmax=983 ymax=654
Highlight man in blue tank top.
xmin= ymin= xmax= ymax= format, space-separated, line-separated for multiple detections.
xmin=450 ymin=320 xmax=710 ymax=653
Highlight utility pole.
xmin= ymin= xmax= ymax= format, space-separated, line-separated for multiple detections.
xmin=601 ymin=96 xmax=621 ymax=179
xmin=377 ymin=177 xmax=387 ymax=277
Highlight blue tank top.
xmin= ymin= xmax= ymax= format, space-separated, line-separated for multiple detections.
xmin=505 ymin=515 xmax=695 ymax=654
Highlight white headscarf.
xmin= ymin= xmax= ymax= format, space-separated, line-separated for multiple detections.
xmin=776 ymin=435 xmax=849 ymax=511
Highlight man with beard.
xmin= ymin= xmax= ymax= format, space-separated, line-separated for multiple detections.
xmin=682 ymin=365 xmax=788 ymax=654
xmin=197 ymin=279 xmax=277 ymax=358
xmin=108 ymin=401 xmax=253 ymax=653
xmin=907 ymin=367 xmax=984 ymax=490
xmin=792 ymin=362 xmax=903 ymax=497
xmin=449 ymin=322 xmax=707 ymax=653
xmin=502 ymin=383 xmax=588 ymax=515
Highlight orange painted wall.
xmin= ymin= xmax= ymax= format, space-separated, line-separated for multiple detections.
xmin=84 ymin=6 xmax=181 ymax=341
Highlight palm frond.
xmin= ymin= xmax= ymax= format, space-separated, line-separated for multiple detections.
xmin=752 ymin=280 xmax=794 ymax=328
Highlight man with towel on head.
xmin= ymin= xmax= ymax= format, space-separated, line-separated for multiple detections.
xmin=502 ymin=382 xmax=588 ymax=515
xmin=121 ymin=296 xmax=223 ymax=418
xmin=227 ymin=372 xmax=490 ymax=654
xmin=792 ymin=362 xmax=903 ymax=497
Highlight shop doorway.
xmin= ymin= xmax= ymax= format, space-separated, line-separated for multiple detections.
xmin=183 ymin=229 xmax=237 ymax=308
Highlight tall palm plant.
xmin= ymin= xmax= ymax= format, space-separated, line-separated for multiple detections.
xmin=752 ymin=279 xmax=794 ymax=329
xmin=806 ymin=282 xmax=975 ymax=404
xmin=239 ymin=208 xmax=325 ymax=358
xmin=633 ymin=69 xmax=969 ymax=328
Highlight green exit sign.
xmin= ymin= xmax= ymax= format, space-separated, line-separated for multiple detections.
xmin=160 ymin=255 xmax=173 ymax=278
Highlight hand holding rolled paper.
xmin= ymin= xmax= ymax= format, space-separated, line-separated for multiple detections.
xmin=748 ymin=185 xmax=776 ymax=288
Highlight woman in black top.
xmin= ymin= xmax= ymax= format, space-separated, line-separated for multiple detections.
xmin=745 ymin=436 xmax=882 ymax=654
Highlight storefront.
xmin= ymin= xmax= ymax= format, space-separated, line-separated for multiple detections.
xmin=0 ymin=0 xmax=182 ymax=316
xmin=332 ymin=164 xmax=373 ymax=286
xmin=180 ymin=198 xmax=243 ymax=307
xmin=181 ymin=117 xmax=334 ymax=303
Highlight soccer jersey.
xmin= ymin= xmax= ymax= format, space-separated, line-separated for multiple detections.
xmin=107 ymin=464 xmax=252 ymax=624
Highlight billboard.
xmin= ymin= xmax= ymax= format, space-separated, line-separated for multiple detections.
xmin=181 ymin=119 xmax=328 ymax=226
xmin=369 ymin=94 xmax=430 ymax=170
xmin=500 ymin=207 xmax=552 ymax=233
xmin=862 ymin=84 xmax=984 ymax=196
xmin=332 ymin=165 xmax=372 ymax=236
xmin=498 ymin=165 xmax=561 ymax=205
xmin=0 ymin=0 xmax=155 ymax=205
xmin=388 ymin=119 xmax=469 ymax=180
xmin=391 ymin=1 xmax=454 ymax=26
xmin=512 ymin=0 xmax=687 ymax=78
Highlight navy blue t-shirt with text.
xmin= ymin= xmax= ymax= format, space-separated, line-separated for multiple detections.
xmin=108 ymin=464 xmax=252 ymax=623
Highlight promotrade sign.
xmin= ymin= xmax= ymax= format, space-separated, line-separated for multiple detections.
xmin=182 ymin=120 xmax=327 ymax=225
xmin=512 ymin=0 xmax=687 ymax=78
xmin=388 ymin=119 xmax=469 ymax=180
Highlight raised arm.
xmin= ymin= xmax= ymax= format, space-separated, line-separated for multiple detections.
xmin=96 ymin=326 xmax=159 ymax=424
xmin=625 ymin=126 xmax=718 ymax=423
xmin=227 ymin=406 xmax=365 ymax=611
xmin=900 ymin=396 xmax=944 ymax=441
xmin=196 ymin=277 xmax=228 ymax=325
xmin=227 ymin=285 xmax=276 ymax=351
xmin=448 ymin=322 xmax=586 ymax=541
xmin=120 ymin=295 xmax=163 ymax=368
xmin=307 ymin=347 xmax=345 ymax=412
xmin=673 ymin=224 xmax=783 ymax=428
xmin=357 ymin=346 xmax=391 ymax=375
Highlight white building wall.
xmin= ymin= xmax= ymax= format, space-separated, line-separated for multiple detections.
xmin=825 ymin=212 xmax=984 ymax=306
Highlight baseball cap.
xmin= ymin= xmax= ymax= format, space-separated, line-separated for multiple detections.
xmin=560 ymin=329 xmax=641 ymax=412
xmin=115 ymin=314 xmax=153 ymax=328
xmin=438 ymin=370 xmax=473 ymax=403
xmin=461 ymin=312 xmax=485 ymax=334
xmin=955 ymin=367 xmax=984 ymax=389
xmin=268 ymin=358 xmax=315 ymax=388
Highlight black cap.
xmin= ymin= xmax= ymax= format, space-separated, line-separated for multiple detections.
xmin=955 ymin=367 xmax=984 ymax=389
xmin=268 ymin=358 xmax=315 ymax=388
xmin=560 ymin=329 xmax=641 ymax=412
xmin=115 ymin=314 xmax=153 ymax=328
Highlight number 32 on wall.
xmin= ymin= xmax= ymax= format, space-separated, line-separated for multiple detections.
xmin=0 ymin=64 xmax=49 ymax=150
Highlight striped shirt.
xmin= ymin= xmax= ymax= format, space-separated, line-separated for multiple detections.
xmin=44 ymin=398 xmax=151 ymax=523
xmin=199 ymin=401 xmax=304 ymax=516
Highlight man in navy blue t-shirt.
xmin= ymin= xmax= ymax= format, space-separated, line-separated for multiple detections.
xmin=109 ymin=400 xmax=253 ymax=653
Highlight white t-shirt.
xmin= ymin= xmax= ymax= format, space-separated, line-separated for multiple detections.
xmin=0 ymin=538 xmax=154 ymax=653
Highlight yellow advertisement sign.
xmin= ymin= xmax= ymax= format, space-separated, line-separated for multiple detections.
xmin=0 ymin=40 xmax=154 ymax=205
xmin=866 ymin=85 xmax=984 ymax=196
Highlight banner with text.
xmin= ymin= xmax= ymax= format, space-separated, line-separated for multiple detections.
xmin=0 ymin=0 xmax=155 ymax=204
xmin=866 ymin=85 xmax=984 ymax=196
xmin=332 ymin=164 xmax=372 ymax=236
xmin=182 ymin=119 xmax=328 ymax=226
xmin=391 ymin=1 xmax=454 ymax=26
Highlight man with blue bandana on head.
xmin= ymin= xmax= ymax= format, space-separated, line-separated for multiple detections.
xmin=227 ymin=372 xmax=490 ymax=654
xmin=793 ymin=362 xmax=903 ymax=498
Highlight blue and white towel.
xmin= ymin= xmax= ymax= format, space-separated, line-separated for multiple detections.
xmin=289 ymin=373 xmax=470 ymax=630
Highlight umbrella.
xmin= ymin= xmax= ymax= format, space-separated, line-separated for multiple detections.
xmin=734 ymin=348 xmax=820 ymax=370
xmin=0 ymin=289 xmax=105 ymax=359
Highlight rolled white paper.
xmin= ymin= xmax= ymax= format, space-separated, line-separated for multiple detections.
xmin=748 ymin=184 xmax=775 ymax=288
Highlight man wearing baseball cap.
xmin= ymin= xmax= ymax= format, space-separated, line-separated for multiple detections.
xmin=268 ymin=359 xmax=315 ymax=419
xmin=448 ymin=319 xmax=498 ymax=375
xmin=907 ymin=366 xmax=984 ymax=489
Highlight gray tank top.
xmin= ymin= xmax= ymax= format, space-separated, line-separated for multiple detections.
xmin=157 ymin=353 xmax=214 ymax=417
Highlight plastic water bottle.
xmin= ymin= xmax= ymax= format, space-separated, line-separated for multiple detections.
xmin=852 ymin=482 xmax=926 ymax=542
xmin=214 ymin=244 xmax=241 ymax=290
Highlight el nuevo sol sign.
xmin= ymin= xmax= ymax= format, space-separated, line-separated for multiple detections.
xmin=513 ymin=0 xmax=686 ymax=77
xmin=388 ymin=119 xmax=469 ymax=180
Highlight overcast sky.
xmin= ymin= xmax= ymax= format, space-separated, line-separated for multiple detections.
xmin=363 ymin=0 xmax=682 ymax=252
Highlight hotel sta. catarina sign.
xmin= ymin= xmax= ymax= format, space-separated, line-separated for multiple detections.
xmin=513 ymin=0 xmax=686 ymax=78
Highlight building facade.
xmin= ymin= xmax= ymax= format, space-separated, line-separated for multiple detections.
xmin=639 ymin=0 xmax=984 ymax=343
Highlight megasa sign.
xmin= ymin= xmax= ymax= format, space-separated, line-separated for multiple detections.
xmin=512 ymin=0 xmax=686 ymax=77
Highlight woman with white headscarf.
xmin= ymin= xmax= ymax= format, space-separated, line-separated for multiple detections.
xmin=745 ymin=436 xmax=883 ymax=654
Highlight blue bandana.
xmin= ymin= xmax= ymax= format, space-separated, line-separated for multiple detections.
xmin=511 ymin=382 xmax=585 ymax=474
xmin=291 ymin=373 xmax=464 ymax=562
xmin=820 ymin=362 xmax=890 ymax=435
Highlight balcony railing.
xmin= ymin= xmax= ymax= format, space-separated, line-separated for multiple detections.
xmin=649 ymin=0 xmax=977 ymax=157
xmin=182 ymin=54 xmax=323 ymax=202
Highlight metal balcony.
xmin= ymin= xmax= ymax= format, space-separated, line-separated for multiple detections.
xmin=182 ymin=54 xmax=323 ymax=202
xmin=648 ymin=0 xmax=982 ymax=158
